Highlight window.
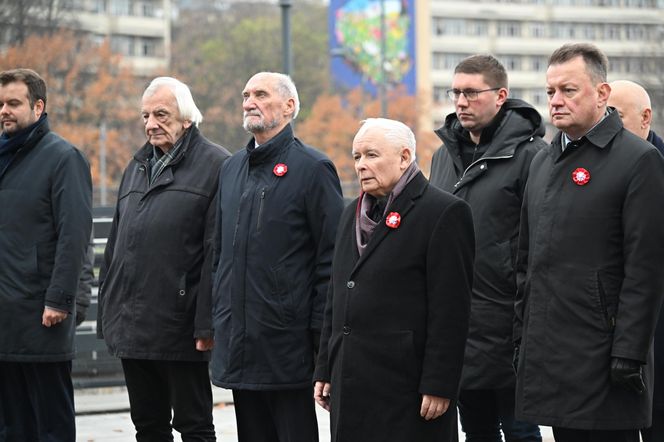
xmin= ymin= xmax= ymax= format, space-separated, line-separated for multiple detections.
xmin=497 ymin=21 xmax=521 ymax=37
xmin=604 ymin=24 xmax=621 ymax=40
xmin=531 ymin=56 xmax=548 ymax=72
xmin=532 ymin=89 xmax=548 ymax=106
xmin=530 ymin=22 xmax=546 ymax=38
xmin=140 ymin=38 xmax=158 ymax=57
xmin=432 ymin=18 xmax=466 ymax=36
xmin=110 ymin=0 xmax=130 ymax=16
xmin=91 ymin=0 xmax=107 ymax=13
xmin=500 ymin=55 xmax=522 ymax=71
xmin=433 ymin=86 xmax=446 ymax=103
xmin=468 ymin=20 xmax=488 ymax=36
xmin=432 ymin=52 xmax=469 ymax=70
xmin=110 ymin=35 xmax=134 ymax=56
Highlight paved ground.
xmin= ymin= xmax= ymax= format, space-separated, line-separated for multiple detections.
xmin=75 ymin=387 xmax=554 ymax=441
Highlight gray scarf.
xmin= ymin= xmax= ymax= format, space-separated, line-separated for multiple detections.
xmin=355 ymin=161 xmax=420 ymax=255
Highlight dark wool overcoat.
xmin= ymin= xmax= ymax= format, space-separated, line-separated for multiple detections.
xmin=0 ymin=118 xmax=92 ymax=362
xmin=314 ymin=172 xmax=475 ymax=442
xmin=514 ymin=110 xmax=664 ymax=429
xmin=430 ymin=99 xmax=546 ymax=389
xmin=98 ymin=126 xmax=230 ymax=361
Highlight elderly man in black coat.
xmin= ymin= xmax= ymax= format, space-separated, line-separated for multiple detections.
xmin=515 ymin=43 xmax=664 ymax=442
xmin=99 ymin=77 xmax=230 ymax=441
xmin=314 ymin=118 xmax=475 ymax=442
xmin=608 ymin=79 xmax=664 ymax=442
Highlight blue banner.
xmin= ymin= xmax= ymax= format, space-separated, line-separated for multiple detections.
xmin=329 ymin=0 xmax=416 ymax=96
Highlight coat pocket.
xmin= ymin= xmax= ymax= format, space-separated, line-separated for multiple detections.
xmin=595 ymin=269 xmax=620 ymax=331
xmin=270 ymin=264 xmax=295 ymax=324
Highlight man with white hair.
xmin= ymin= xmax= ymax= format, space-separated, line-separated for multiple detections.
xmin=211 ymin=72 xmax=344 ymax=442
xmin=608 ymin=80 xmax=664 ymax=155
xmin=98 ymin=77 xmax=230 ymax=441
xmin=314 ymin=118 xmax=474 ymax=441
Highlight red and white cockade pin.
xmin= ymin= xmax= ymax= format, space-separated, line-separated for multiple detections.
xmin=572 ymin=167 xmax=590 ymax=186
xmin=385 ymin=212 xmax=401 ymax=229
xmin=273 ymin=163 xmax=288 ymax=177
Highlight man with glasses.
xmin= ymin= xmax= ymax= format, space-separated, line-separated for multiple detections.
xmin=429 ymin=54 xmax=545 ymax=442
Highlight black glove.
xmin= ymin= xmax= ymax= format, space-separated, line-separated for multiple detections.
xmin=513 ymin=341 xmax=521 ymax=375
xmin=610 ymin=357 xmax=645 ymax=394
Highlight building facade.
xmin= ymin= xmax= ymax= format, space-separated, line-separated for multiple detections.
xmin=418 ymin=0 xmax=664 ymax=132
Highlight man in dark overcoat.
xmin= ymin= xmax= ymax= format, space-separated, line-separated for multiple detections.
xmin=514 ymin=43 xmax=664 ymax=442
xmin=0 ymin=68 xmax=92 ymax=441
xmin=314 ymin=118 xmax=475 ymax=442
xmin=98 ymin=77 xmax=230 ymax=441
xmin=429 ymin=54 xmax=544 ymax=442
xmin=211 ymin=72 xmax=344 ymax=442
xmin=608 ymin=79 xmax=664 ymax=442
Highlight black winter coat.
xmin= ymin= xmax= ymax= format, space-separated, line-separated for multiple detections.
xmin=514 ymin=110 xmax=664 ymax=429
xmin=98 ymin=126 xmax=230 ymax=361
xmin=211 ymin=124 xmax=343 ymax=390
xmin=430 ymin=99 xmax=546 ymax=389
xmin=0 ymin=118 xmax=92 ymax=362
xmin=314 ymin=173 xmax=474 ymax=442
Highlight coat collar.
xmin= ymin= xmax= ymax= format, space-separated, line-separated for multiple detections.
xmin=550 ymin=108 xmax=622 ymax=160
xmin=245 ymin=124 xmax=294 ymax=166
xmin=435 ymin=98 xmax=545 ymax=170
xmin=350 ymin=171 xmax=428 ymax=274
xmin=134 ymin=125 xmax=199 ymax=165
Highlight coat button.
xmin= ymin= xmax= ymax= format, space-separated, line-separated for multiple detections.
xmin=346 ymin=281 xmax=355 ymax=289
xmin=343 ymin=325 xmax=351 ymax=335
xmin=179 ymin=289 xmax=185 ymax=296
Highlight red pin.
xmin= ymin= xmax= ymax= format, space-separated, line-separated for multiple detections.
xmin=572 ymin=167 xmax=590 ymax=186
xmin=385 ymin=212 xmax=401 ymax=229
xmin=273 ymin=163 xmax=288 ymax=177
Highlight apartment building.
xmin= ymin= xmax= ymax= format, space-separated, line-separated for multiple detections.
xmin=72 ymin=0 xmax=171 ymax=75
xmin=417 ymin=0 xmax=664 ymax=131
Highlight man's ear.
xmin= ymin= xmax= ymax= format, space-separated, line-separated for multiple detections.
xmin=496 ymin=87 xmax=508 ymax=107
xmin=597 ymin=82 xmax=611 ymax=108
xmin=33 ymin=99 xmax=45 ymax=118
xmin=641 ymin=108 xmax=652 ymax=130
xmin=400 ymin=146 xmax=412 ymax=169
xmin=183 ymin=120 xmax=193 ymax=129
xmin=284 ymin=97 xmax=296 ymax=118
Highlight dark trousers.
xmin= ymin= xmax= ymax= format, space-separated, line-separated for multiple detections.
xmin=0 ymin=360 xmax=75 ymax=442
xmin=232 ymin=388 xmax=319 ymax=442
xmin=552 ymin=427 xmax=639 ymax=442
xmin=641 ymin=407 xmax=664 ymax=442
xmin=121 ymin=359 xmax=215 ymax=442
xmin=458 ymin=388 xmax=541 ymax=442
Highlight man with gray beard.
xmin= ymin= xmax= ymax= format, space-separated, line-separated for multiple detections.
xmin=210 ymin=72 xmax=344 ymax=442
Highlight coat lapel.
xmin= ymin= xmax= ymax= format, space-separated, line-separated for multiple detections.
xmin=351 ymin=172 xmax=428 ymax=274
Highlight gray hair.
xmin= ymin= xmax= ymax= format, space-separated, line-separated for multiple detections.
xmin=259 ymin=72 xmax=300 ymax=120
xmin=143 ymin=77 xmax=203 ymax=126
xmin=356 ymin=118 xmax=417 ymax=162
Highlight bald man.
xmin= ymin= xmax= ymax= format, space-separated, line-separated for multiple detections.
xmin=608 ymin=80 xmax=664 ymax=155
xmin=609 ymin=79 xmax=664 ymax=442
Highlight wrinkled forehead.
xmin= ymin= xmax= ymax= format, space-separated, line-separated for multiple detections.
xmin=243 ymin=74 xmax=277 ymax=95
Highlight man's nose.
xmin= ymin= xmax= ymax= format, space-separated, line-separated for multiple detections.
xmin=0 ymin=104 xmax=9 ymax=115
xmin=144 ymin=114 xmax=159 ymax=130
xmin=456 ymin=94 xmax=469 ymax=107
xmin=549 ymin=90 xmax=564 ymax=107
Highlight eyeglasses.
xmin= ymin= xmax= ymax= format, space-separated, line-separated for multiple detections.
xmin=446 ymin=88 xmax=500 ymax=101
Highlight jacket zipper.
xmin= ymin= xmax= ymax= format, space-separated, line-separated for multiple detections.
xmin=454 ymin=154 xmax=514 ymax=189
xmin=256 ymin=187 xmax=266 ymax=231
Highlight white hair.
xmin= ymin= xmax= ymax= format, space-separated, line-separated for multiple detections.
xmin=258 ymin=72 xmax=300 ymax=120
xmin=143 ymin=77 xmax=203 ymax=126
xmin=355 ymin=118 xmax=417 ymax=162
